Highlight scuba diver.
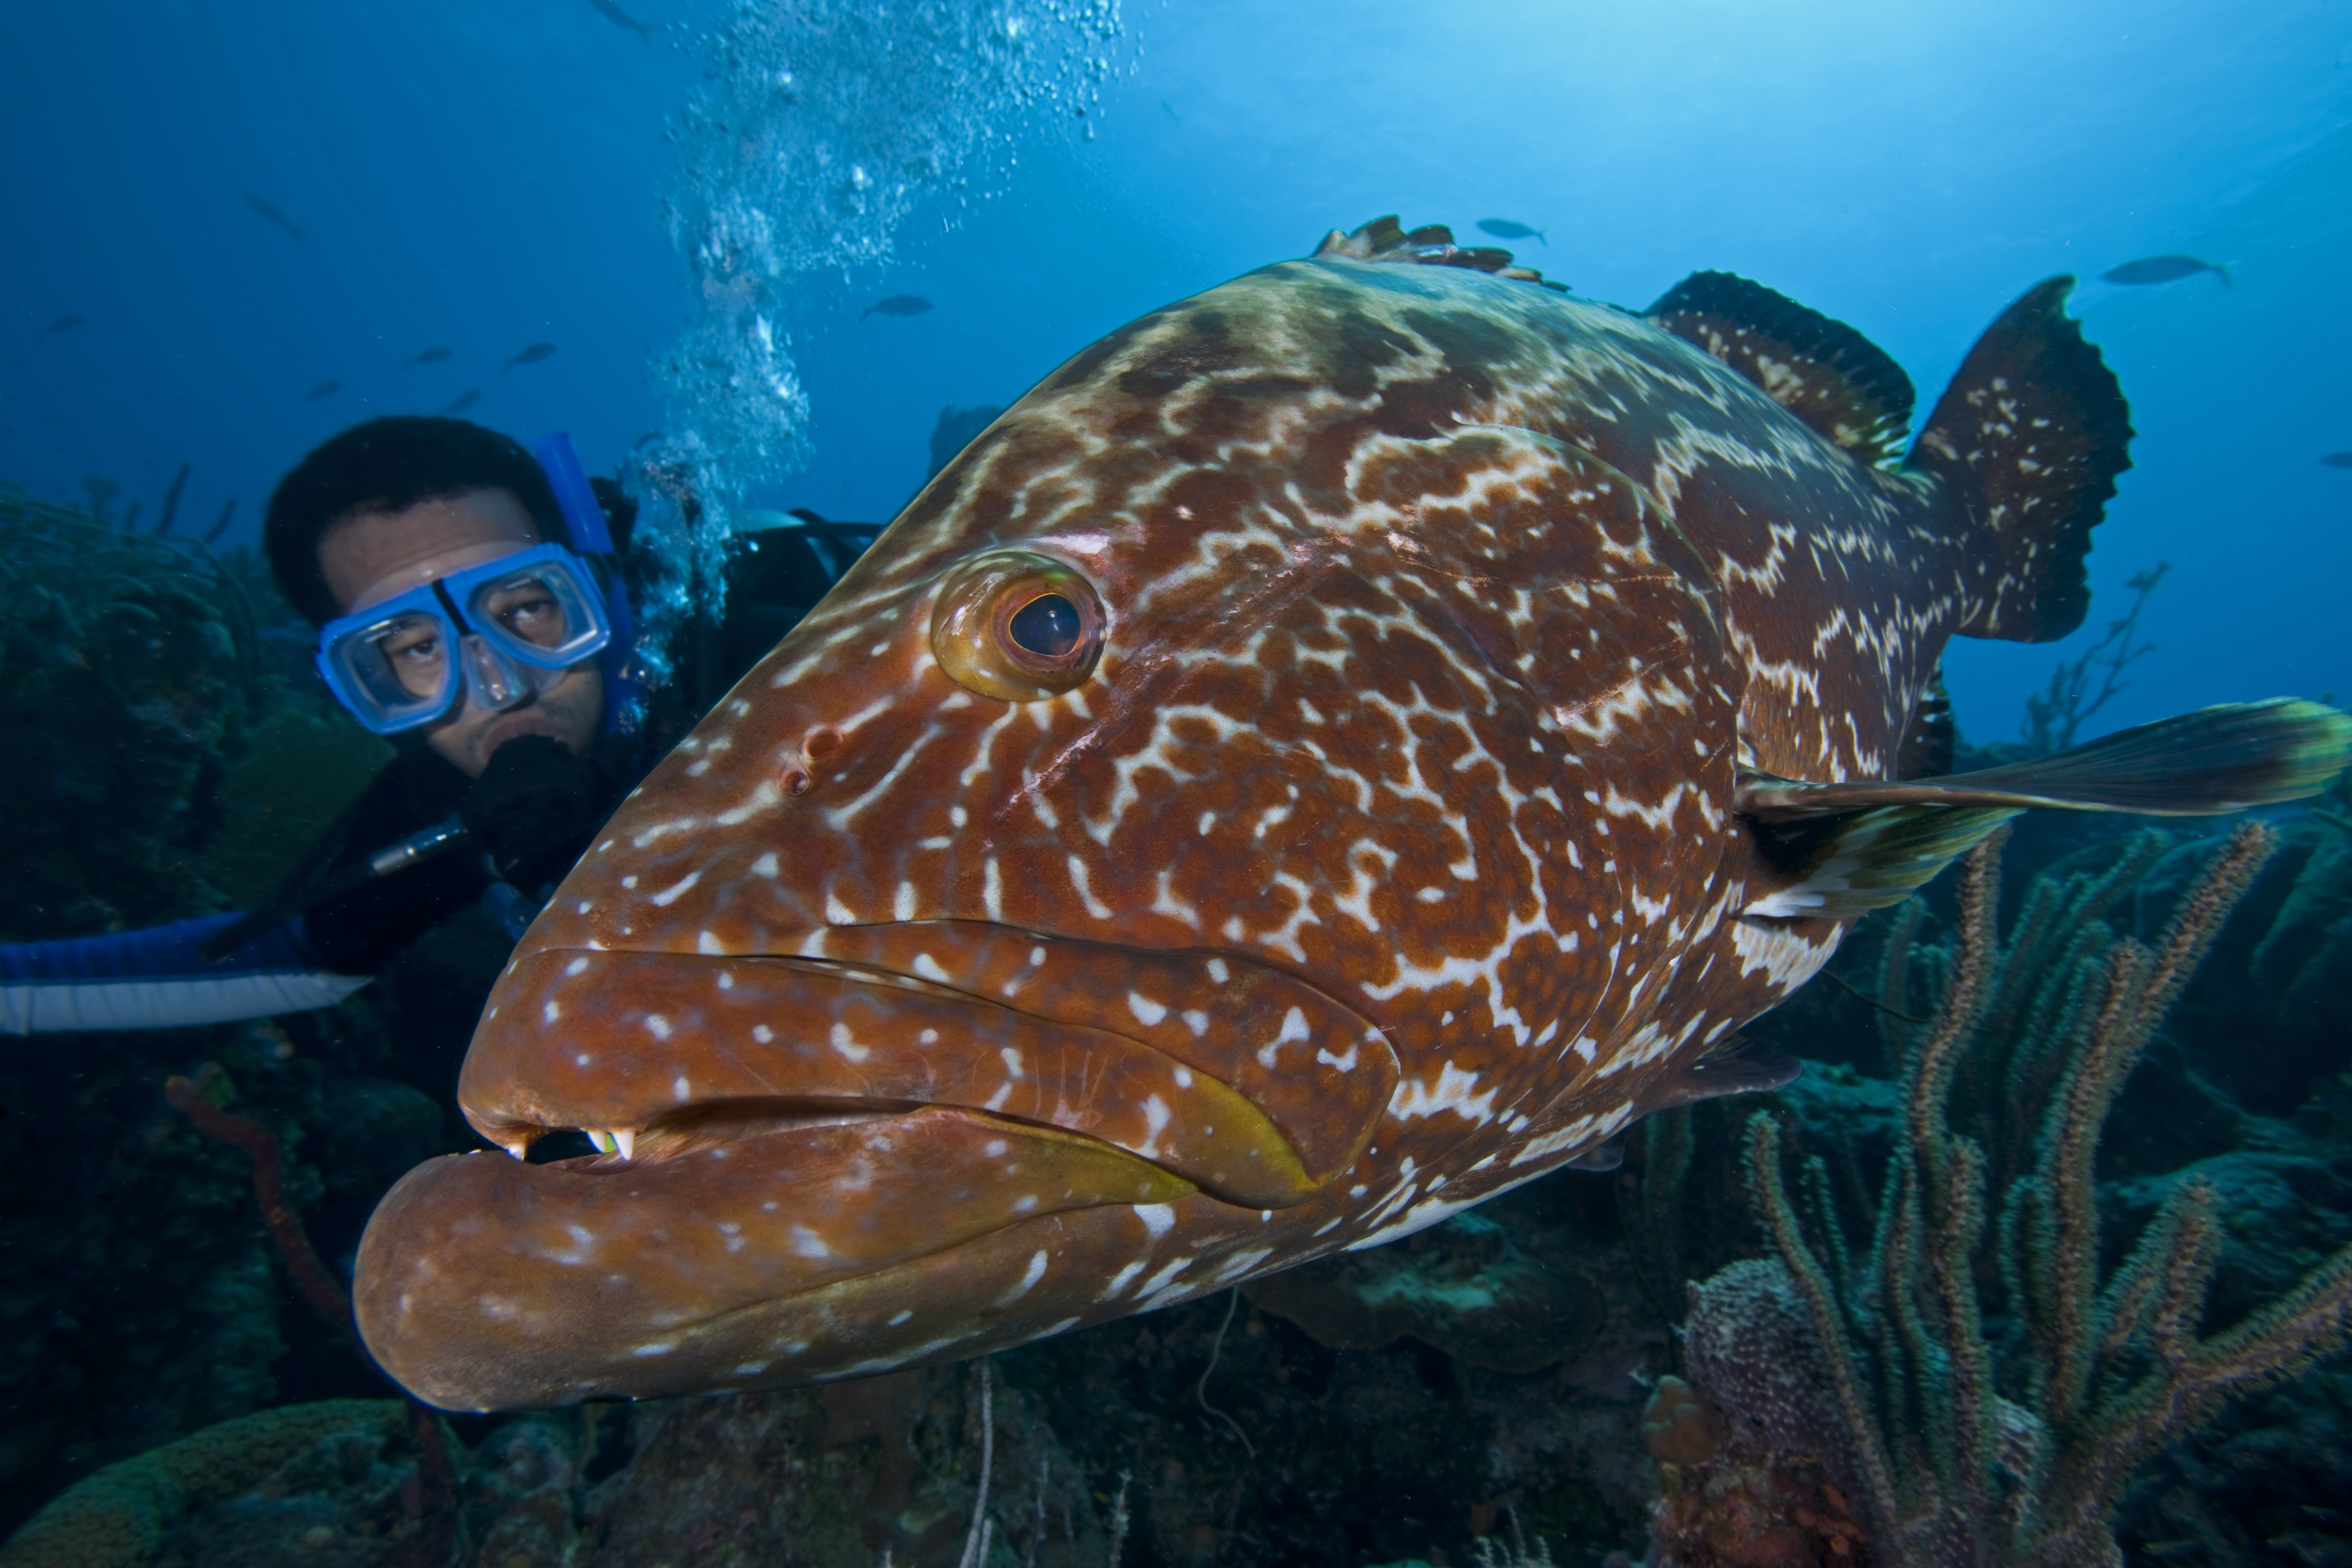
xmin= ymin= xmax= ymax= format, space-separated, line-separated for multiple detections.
xmin=0 ymin=416 xmax=878 ymax=1059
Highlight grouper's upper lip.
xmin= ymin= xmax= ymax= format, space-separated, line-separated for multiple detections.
xmin=462 ymin=921 xmax=1401 ymax=1210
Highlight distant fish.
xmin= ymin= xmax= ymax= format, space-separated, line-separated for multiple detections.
xmin=587 ymin=0 xmax=652 ymax=38
xmin=1476 ymin=218 xmax=1545 ymax=245
xmin=305 ymin=379 xmax=343 ymax=401
xmin=403 ymin=346 xmax=453 ymax=369
xmin=243 ymin=193 xmax=306 ymax=243
xmin=502 ymin=342 xmax=556 ymax=372
xmin=632 ymin=431 xmax=662 ymax=451
xmin=860 ymin=294 xmax=933 ymax=322
xmin=1161 ymin=99 xmax=1181 ymax=122
xmin=2102 ymin=254 xmax=2230 ymax=289
xmin=36 ymin=313 xmax=87 ymax=341
xmin=441 ymin=388 xmax=481 ymax=415
xmin=2322 ymin=452 xmax=2352 ymax=470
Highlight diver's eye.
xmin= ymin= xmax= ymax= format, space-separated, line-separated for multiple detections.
xmin=929 ymin=551 xmax=1106 ymax=702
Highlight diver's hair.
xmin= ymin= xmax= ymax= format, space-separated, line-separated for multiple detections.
xmin=265 ymin=416 xmax=565 ymax=625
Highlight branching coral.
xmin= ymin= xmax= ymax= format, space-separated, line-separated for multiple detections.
xmin=1664 ymin=825 xmax=2352 ymax=1567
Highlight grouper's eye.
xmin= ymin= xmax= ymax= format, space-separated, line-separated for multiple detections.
xmin=929 ymin=550 xmax=1106 ymax=701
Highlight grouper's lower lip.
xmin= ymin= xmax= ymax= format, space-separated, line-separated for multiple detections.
xmin=354 ymin=1104 xmax=1194 ymax=1410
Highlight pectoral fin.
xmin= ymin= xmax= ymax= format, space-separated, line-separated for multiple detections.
xmin=1739 ymin=698 xmax=2351 ymax=919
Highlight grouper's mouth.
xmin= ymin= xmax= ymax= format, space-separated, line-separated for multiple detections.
xmin=352 ymin=923 xmax=1397 ymax=1410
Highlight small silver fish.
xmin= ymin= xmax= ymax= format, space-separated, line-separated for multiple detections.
xmin=244 ymin=193 xmax=305 ymax=243
xmin=587 ymin=0 xmax=652 ymax=39
xmin=861 ymin=294 xmax=933 ymax=322
xmin=2102 ymin=254 xmax=2230 ymax=289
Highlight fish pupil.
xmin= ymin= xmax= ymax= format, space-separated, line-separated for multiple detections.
xmin=1007 ymin=593 xmax=1082 ymax=659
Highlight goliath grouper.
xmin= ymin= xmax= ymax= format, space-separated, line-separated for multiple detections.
xmin=356 ymin=217 xmax=2351 ymax=1410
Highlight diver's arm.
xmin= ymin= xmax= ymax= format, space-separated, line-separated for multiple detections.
xmin=0 ymin=914 xmax=369 ymax=1034
xmin=0 ymin=842 xmax=494 ymax=1035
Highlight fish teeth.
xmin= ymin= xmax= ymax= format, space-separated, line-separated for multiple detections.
xmin=498 ymin=1140 xmax=529 ymax=1161
xmin=586 ymin=1129 xmax=618 ymax=1155
xmin=613 ymin=1128 xmax=637 ymax=1161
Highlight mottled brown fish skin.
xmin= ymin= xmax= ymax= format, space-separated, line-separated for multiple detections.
xmin=356 ymin=250 xmax=2013 ymax=1409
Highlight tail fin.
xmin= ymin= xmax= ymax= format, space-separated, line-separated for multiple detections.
xmin=1906 ymin=277 xmax=2133 ymax=642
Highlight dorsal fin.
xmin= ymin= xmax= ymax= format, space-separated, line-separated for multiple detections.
xmin=1644 ymin=271 xmax=1915 ymax=468
xmin=1313 ymin=215 xmax=1568 ymax=292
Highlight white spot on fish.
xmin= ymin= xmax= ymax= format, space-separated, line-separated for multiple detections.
xmin=995 ymin=1250 xmax=1049 ymax=1305
xmin=1138 ymin=1095 xmax=1171 ymax=1156
xmin=649 ymin=870 xmax=702 ymax=907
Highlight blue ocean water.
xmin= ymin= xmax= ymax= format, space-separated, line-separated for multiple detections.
xmin=4 ymin=0 xmax=2347 ymax=743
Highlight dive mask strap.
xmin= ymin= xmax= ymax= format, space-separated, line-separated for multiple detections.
xmin=531 ymin=431 xmax=641 ymax=732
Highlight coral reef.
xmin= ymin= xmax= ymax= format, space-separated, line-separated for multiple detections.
xmin=0 ymin=1401 xmax=404 ymax=1568
xmin=1245 ymin=1208 xmax=1608 ymax=1373
xmin=1656 ymin=830 xmax=2352 ymax=1566
xmin=0 ymin=488 xmax=260 ymax=936
xmin=0 ymin=488 xmax=468 ymax=1543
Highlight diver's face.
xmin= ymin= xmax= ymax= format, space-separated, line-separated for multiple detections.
xmin=318 ymin=489 xmax=604 ymax=778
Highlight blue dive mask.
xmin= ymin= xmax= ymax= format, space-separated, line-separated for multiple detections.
xmin=315 ymin=542 xmax=614 ymax=735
